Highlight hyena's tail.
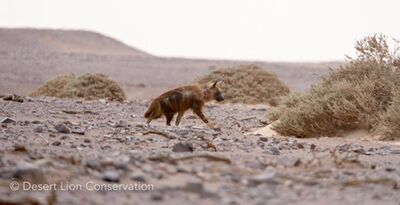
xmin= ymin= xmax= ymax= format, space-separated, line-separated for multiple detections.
xmin=144 ymin=100 xmax=161 ymax=119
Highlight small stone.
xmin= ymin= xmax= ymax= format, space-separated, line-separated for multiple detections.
xmin=184 ymin=181 xmax=204 ymax=194
xmin=85 ymin=159 xmax=102 ymax=171
xmin=2 ymin=95 xmax=12 ymax=100
xmin=174 ymin=129 xmax=191 ymax=136
xmin=248 ymin=171 xmax=278 ymax=185
xmin=391 ymin=149 xmax=400 ymax=155
xmin=130 ymin=171 xmax=146 ymax=182
xmin=278 ymin=156 xmax=301 ymax=167
xmin=1 ymin=117 xmax=16 ymax=124
xmin=172 ymin=142 xmax=194 ymax=152
xmin=60 ymin=135 xmax=69 ymax=140
xmin=101 ymin=145 xmax=112 ymax=150
xmin=151 ymin=191 xmax=164 ymax=201
xmin=102 ymin=171 xmax=120 ymax=183
xmin=34 ymin=126 xmax=45 ymax=133
xmin=310 ymin=144 xmax=316 ymax=150
xmin=51 ymin=141 xmax=61 ymax=146
xmin=212 ymin=127 xmax=222 ymax=132
xmin=265 ymin=146 xmax=280 ymax=155
xmin=297 ymin=143 xmax=304 ymax=149
xmin=99 ymin=99 xmax=107 ymax=104
xmin=13 ymin=144 xmax=27 ymax=152
xmin=72 ymin=130 xmax=85 ymax=135
xmin=259 ymin=137 xmax=268 ymax=142
xmin=116 ymin=120 xmax=129 ymax=128
xmin=10 ymin=164 xmax=46 ymax=184
xmin=54 ymin=123 xmax=71 ymax=134
xmin=385 ymin=167 xmax=395 ymax=172
xmin=3 ymin=94 xmax=23 ymax=102
xmin=83 ymin=139 xmax=91 ymax=143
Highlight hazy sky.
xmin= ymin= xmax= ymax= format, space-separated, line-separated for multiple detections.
xmin=1 ymin=0 xmax=400 ymax=61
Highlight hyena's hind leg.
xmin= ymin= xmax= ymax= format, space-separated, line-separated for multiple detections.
xmin=175 ymin=111 xmax=184 ymax=126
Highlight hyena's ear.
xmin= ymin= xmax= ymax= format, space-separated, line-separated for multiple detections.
xmin=210 ymin=79 xmax=222 ymax=88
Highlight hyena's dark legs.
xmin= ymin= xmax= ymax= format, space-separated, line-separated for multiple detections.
xmin=165 ymin=112 xmax=175 ymax=126
xmin=175 ymin=111 xmax=185 ymax=126
xmin=192 ymin=107 xmax=209 ymax=124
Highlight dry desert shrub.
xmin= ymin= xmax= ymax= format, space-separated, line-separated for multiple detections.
xmin=375 ymin=92 xmax=400 ymax=139
xmin=30 ymin=74 xmax=75 ymax=97
xmin=196 ymin=64 xmax=289 ymax=105
xmin=31 ymin=73 xmax=126 ymax=101
xmin=269 ymin=34 xmax=400 ymax=139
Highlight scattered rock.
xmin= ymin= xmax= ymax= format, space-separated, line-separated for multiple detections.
xmin=60 ymin=135 xmax=69 ymax=140
xmin=54 ymin=123 xmax=71 ymax=133
xmin=174 ymin=129 xmax=191 ymax=137
xmin=51 ymin=141 xmax=61 ymax=146
xmin=385 ymin=167 xmax=395 ymax=172
xmin=116 ymin=120 xmax=129 ymax=128
xmin=391 ymin=149 xmax=400 ymax=155
xmin=259 ymin=137 xmax=268 ymax=142
xmin=84 ymin=139 xmax=91 ymax=143
xmin=1 ymin=117 xmax=16 ymax=124
xmin=295 ymin=143 xmax=304 ymax=149
xmin=310 ymin=144 xmax=316 ymax=150
xmin=278 ymin=157 xmax=301 ymax=167
xmin=72 ymin=130 xmax=85 ymax=135
xmin=34 ymin=126 xmax=45 ymax=133
xmin=2 ymin=94 xmax=24 ymax=103
xmin=130 ymin=171 xmax=146 ymax=182
xmin=102 ymin=170 xmax=120 ymax=183
xmin=184 ymin=181 xmax=204 ymax=194
xmin=212 ymin=127 xmax=222 ymax=132
xmin=13 ymin=144 xmax=28 ymax=152
xmin=151 ymin=190 xmax=164 ymax=201
xmin=264 ymin=146 xmax=280 ymax=155
xmin=8 ymin=164 xmax=47 ymax=184
xmin=85 ymin=159 xmax=102 ymax=171
xmin=101 ymin=145 xmax=112 ymax=150
xmin=248 ymin=171 xmax=278 ymax=186
xmin=172 ymin=142 xmax=194 ymax=152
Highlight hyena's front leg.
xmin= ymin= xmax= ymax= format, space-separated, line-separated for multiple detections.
xmin=175 ymin=111 xmax=185 ymax=126
xmin=192 ymin=107 xmax=209 ymax=124
xmin=165 ymin=112 xmax=174 ymax=126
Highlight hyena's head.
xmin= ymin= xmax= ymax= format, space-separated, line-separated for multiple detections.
xmin=208 ymin=80 xmax=224 ymax=102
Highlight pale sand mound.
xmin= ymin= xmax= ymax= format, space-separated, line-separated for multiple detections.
xmin=196 ymin=64 xmax=290 ymax=105
xmin=252 ymin=123 xmax=280 ymax=137
xmin=30 ymin=73 xmax=126 ymax=101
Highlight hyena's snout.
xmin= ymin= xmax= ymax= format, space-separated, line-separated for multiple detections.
xmin=215 ymin=94 xmax=224 ymax=102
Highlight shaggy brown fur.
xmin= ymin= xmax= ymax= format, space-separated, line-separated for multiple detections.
xmin=144 ymin=81 xmax=224 ymax=126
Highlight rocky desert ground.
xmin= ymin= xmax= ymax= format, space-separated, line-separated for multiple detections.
xmin=0 ymin=28 xmax=399 ymax=205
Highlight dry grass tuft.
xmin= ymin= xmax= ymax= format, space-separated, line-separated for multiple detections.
xmin=269 ymin=34 xmax=400 ymax=139
xmin=196 ymin=64 xmax=289 ymax=105
xmin=31 ymin=73 xmax=126 ymax=101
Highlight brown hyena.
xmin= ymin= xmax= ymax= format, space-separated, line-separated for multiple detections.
xmin=144 ymin=81 xmax=224 ymax=126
